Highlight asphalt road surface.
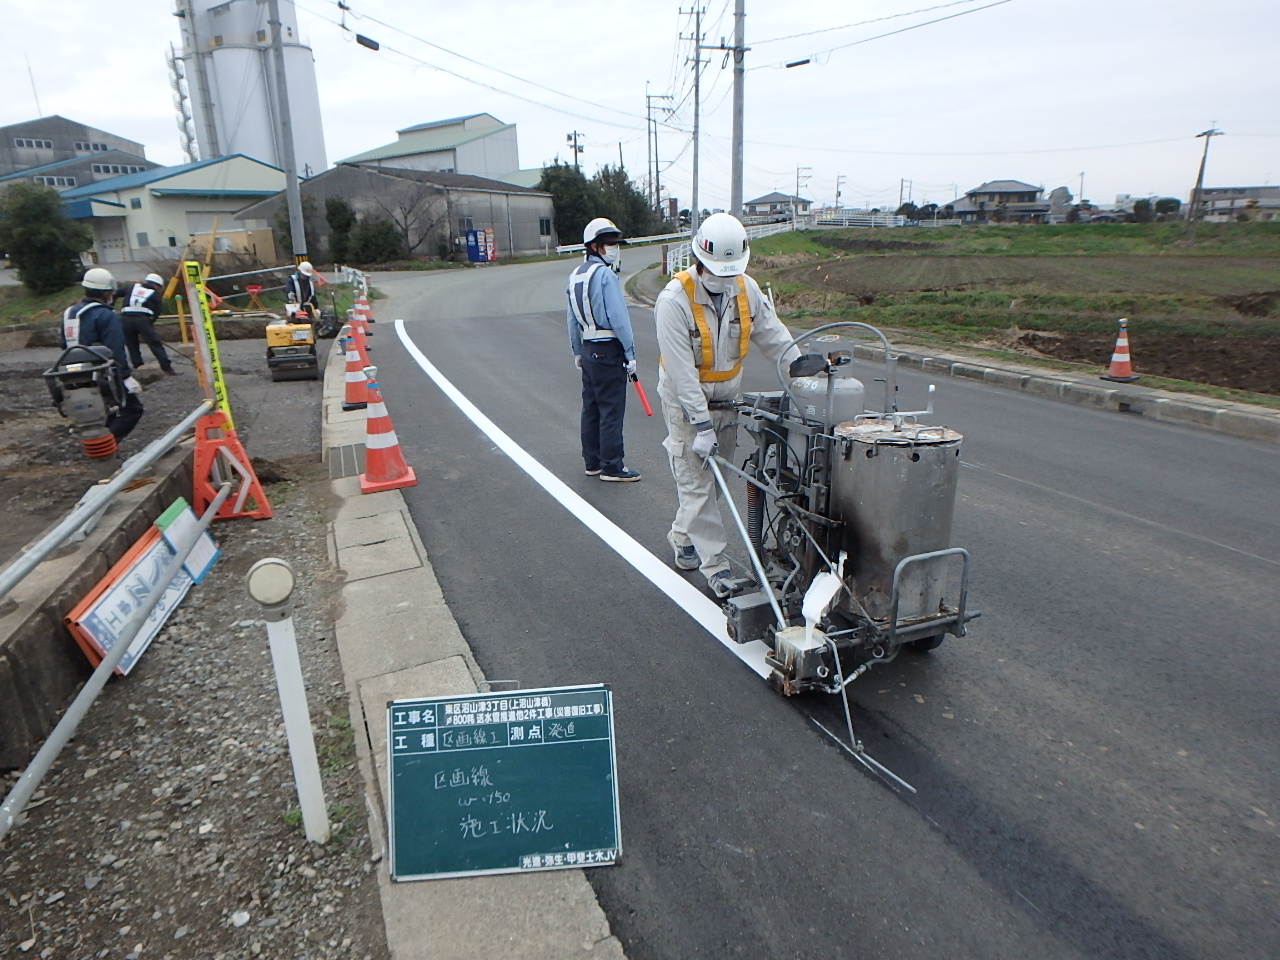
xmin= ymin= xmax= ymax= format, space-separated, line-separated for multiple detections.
xmin=364 ymin=260 xmax=1278 ymax=960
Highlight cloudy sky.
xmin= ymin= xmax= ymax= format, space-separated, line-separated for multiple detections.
xmin=5 ymin=0 xmax=1277 ymax=210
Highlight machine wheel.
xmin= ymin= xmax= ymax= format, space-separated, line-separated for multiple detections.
xmin=909 ymin=634 xmax=945 ymax=652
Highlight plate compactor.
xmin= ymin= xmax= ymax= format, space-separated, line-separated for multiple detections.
xmin=708 ymin=321 xmax=981 ymax=791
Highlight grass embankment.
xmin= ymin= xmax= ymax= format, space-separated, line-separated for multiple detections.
xmin=751 ymin=222 xmax=1280 ymax=402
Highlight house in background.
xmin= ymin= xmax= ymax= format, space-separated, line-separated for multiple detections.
xmin=59 ymin=155 xmax=285 ymax=264
xmin=0 ymin=116 xmax=148 ymax=179
xmin=338 ymin=114 xmax=522 ymax=182
xmin=743 ymin=192 xmax=812 ymax=221
xmin=949 ymin=180 xmax=1050 ymax=223
xmin=1198 ymin=185 xmax=1280 ymax=222
xmin=234 ymin=163 xmax=557 ymax=260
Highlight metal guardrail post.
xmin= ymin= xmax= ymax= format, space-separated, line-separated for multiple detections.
xmin=0 ymin=401 xmax=212 ymax=603
xmin=0 ymin=482 xmax=233 ymax=842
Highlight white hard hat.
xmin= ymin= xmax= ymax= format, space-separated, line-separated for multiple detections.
xmin=582 ymin=218 xmax=625 ymax=246
xmin=144 ymin=273 xmax=165 ymax=286
xmin=691 ymin=212 xmax=750 ymax=277
xmin=297 ymin=261 xmax=315 ymax=276
xmin=82 ymin=267 xmax=116 ymax=291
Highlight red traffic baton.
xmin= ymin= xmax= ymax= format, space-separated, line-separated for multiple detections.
xmin=629 ymin=373 xmax=654 ymax=416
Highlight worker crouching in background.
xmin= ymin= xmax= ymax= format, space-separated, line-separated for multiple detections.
xmin=655 ymin=213 xmax=800 ymax=597
xmin=116 ymin=272 xmax=176 ymax=375
xmin=62 ymin=267 xmax=144 ymax=441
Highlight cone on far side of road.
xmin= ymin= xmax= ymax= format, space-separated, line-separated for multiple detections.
xmin=341 ymin=338 xmax=369 ymax=411
xmin=1100 ymin=317 xmax=1139 ymax=383
xmin=359 ymin=365 xmax=417 ymax=494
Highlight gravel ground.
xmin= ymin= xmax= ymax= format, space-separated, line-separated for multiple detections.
xmin=0 ymin=336 xmax=390 ymax=959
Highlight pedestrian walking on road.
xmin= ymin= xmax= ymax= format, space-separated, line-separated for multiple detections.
xmin=62 ymin=267 xmax=144 ymax=441
xmin=655 ymin=213 xmax=800 ymax=597
xmin=567 ymin=217 xmax=641 ymax=482
xmin=116 ymin=272 xmax=175 ymax=374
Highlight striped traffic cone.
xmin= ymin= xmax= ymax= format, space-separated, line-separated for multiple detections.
xmin=1100 ymin=318 xmax=1139 ymax=383
xmin=341 ymin=338 xmax=369 ymax=411
xmin=350 ymin=318 xmax=372 ymax=365
xmin=355 ymin=293 xmax=374 ymax=325
xmin=359 ymin=366 xmax=417 ymax=494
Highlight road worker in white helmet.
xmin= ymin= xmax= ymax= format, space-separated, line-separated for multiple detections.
xmin=654 ymin=212 xmax=800 ymax=597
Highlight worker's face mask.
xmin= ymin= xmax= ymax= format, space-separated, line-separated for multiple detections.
xmin=601 ymin=244 xmax=621 ymax=265
xmin=700 ymin=272 xmax=739 ymax=295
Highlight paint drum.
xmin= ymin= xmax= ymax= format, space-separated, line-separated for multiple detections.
xmin=829 ymin=418 xmax=963 ymax=623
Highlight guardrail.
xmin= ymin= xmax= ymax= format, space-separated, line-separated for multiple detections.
xmin=0 ymin=401 xmax=213 ymax=603
xmin=664 ymin=219 xmax=798 ymax=275
xmin=554 ymin=231 xmax=689 ymax=256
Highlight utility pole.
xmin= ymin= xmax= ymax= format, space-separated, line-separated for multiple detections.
xmin=645 ymin=92 xmax=673 ymax=218
xmin=566 ymin=131 xmax=585 ymax=172
xmin=793 ymin=166 xmax=812 ymax=224
xmin=267 ymin=0 xmax=305 ymax=261
xmin=1187 ymin=127 xmax=1224 ymax=226
xmin=644 ymin=82 xmax=654 ymax=207
xmin=835 ymin=173 xmax=846 ymax=210
xmin=702 ymin=1 xmax=749 ymax=217
xmin=684 ymin=6 xmax=708 ymax=233
xmin=898 ymin=178 xmax=913 ymax=211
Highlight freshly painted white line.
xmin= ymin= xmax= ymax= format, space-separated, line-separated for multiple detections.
xmin=394 ymin=319 xmax=772 ymax=679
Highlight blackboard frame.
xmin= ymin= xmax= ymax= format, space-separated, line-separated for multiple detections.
xmin=387 ymin=683 xmax=621 ymax=882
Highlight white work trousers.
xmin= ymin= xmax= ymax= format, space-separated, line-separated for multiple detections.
xmin=661 ymin=397 xmax=740 ymax=579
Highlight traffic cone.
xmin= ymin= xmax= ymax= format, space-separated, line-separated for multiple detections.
xmin=1100 ymin=318 xmax=1139 ymax=383
xmin=359 ymin=365 xmax=417 ymax=494
xmin=356 ymin=293 xmax=375 ymax=325
xmin=349 ymin=320 xmax=371 ymax=365
xmin=342 ymin=338 xmax=369 ymax=411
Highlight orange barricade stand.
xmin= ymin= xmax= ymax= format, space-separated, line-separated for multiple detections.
xmin=192 ymin=409 xmax=272 ymax=520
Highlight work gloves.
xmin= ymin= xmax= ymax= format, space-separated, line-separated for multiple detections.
xmin=691 ymin=428 xmax=717 ymax=459
xmin=123 ymin=376 xmax=142 ymax=395
xmin=624 ymin=359 xmax=637 ymax=376
xmin=573 ymin=355 xmax=582 ymax=370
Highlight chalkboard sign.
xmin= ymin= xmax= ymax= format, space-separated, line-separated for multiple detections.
xmin=387 ymin=684 xmax=620 ymax=881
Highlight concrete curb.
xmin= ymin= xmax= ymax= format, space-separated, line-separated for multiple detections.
xmin=628 ymin=265 xmax=1280 ymax=447
xmin=320 ymin=329 xmax=626 ymax=960
xmin=0 ymin=443 xmax=195 ymax=768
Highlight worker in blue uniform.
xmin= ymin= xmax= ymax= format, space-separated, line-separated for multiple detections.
xmin=567 ymin=217 xmax=640 ymax=482
xmin=61 ymin=267 xmax=144 ymax=441
xmin=116 ymin=272 xmax=175 ymax=374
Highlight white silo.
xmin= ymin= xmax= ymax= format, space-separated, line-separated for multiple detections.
xmin=174 ymin=0 xmax=327 ymax=176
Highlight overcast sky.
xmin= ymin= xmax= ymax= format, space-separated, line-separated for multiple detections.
xmin=5 ymin=0 xmax=1277 ymax=210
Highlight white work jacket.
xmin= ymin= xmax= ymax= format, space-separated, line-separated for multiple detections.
xmin=655 ymin=270 xmax=798 ymax=428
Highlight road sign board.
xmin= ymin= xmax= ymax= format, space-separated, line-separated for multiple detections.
xmin=387 ymin=684 xmax=620 ymax=881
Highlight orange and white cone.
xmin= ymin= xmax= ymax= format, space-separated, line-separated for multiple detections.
xmin=342 ymin=338 xmax=369 ymax=411
xmin=1100 ymin=317 xmax=1139 ymax=383
xmin=359 ymin=366 xmax=417 ymax=494
xmin=349 ymin=320 xmax=372 ymax=366
xmin=355 ymin=293 xmax=374 ymax=325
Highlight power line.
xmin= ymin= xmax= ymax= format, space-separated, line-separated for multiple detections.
xmin=753 ymin=0 xmax=986 ymax=45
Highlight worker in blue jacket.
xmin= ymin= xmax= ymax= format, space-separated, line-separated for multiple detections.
xmin=61 ymin=267 xmax=144 ymax=441
xmin=567 ymin=218 xmax=640 ymax=482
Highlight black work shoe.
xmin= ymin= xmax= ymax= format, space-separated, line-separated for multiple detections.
xmin=599 ymin=468 xmax=641 ymax=482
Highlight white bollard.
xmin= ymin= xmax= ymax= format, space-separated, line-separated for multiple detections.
xmin=247 ymin=558 xmax=330 ymax=843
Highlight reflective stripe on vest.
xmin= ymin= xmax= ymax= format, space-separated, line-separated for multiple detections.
xmin=121 ymin=282 xmax=154 ymax=316
xmin=62 ymin=301 xmax=97 ymax=347
xmin=568 ymin=261 xmax=618 ymax=341
xmin=675 ymin=270 xmax=752 ymax=383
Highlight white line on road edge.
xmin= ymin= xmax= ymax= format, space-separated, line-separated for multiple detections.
xmin=394 ymin=319 xmax=771 ymax=679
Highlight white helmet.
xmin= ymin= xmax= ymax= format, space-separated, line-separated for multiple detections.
xmin=691 ymin=212 xmax=750 ymax=277
xmin=582 ymin=218 xmax=625 ymax=246
xmin=144 ymin=273 xmax=165 ymax=286
xmin=81 ymin=267 xmax=116 ymax=291
xmin=297 ymin=261 xmax=315 ymax=276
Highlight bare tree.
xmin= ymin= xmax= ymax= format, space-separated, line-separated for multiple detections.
xmin=368 ymin=174 xmax=450 ymax=255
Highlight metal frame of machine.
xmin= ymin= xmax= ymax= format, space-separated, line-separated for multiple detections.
xmin=711 ymin=321 xmax=980 ymax=790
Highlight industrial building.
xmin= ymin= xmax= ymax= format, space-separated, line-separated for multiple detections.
xmin=174 ymin=0 xmax=327 ymax=177
xmin=338 ymin=114 xmax=544 ymax=186
xmin=0 ymin=117 xmax=151 ymax=181
xmin=234 ymin=163 xmax=557 ymax=260
xmin=59 ymin=155 xmax=285 ymax=264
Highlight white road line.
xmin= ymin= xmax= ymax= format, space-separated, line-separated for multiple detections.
xmin=394 ymin=319 xmax=772 ymax=679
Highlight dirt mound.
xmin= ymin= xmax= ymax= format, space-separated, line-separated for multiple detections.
xmin=814 ymin=236 xmax=942 ymax=253
xmin=1017 ymin=331 xmax=1280 ymax=394
xmin=1219 ymin=291 xmax=1279 ymax=317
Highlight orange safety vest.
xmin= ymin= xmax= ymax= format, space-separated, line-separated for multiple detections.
xmin=675 ymin=270 xmax=753 ymax=383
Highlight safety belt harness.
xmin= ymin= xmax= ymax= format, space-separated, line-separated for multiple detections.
xmin=676 ymin=270 xmax=751 ymax=382
xmin=569 ymin=261 xmax=618 ymax=341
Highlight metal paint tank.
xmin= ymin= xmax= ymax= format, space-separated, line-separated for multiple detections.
xmin=789 ymin=374 xmax=866 ymax=426
xmin=828 ymin=417 xmax=963 ymax=623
